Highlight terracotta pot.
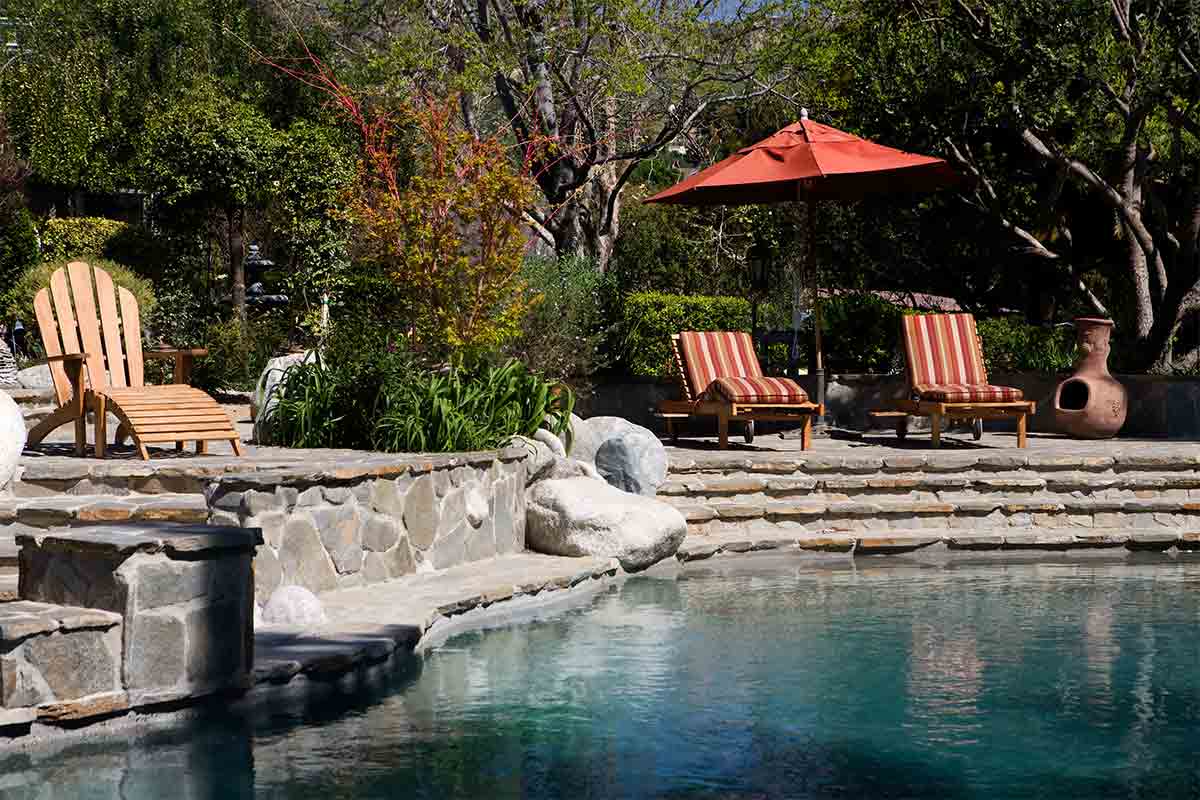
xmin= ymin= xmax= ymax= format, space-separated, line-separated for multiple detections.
xmin=1053 ymin=318 xmax=1127 ymax=439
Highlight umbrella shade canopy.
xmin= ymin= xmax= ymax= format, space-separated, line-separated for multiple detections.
xmin=645 ymin=118 xmax=957 ymax=206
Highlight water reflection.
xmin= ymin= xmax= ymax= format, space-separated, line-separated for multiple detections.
xmin=3 ymin=557 xmax=1200 ymax=799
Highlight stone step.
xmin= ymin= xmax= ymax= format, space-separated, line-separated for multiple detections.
xmin=668 ymin=452 xmax=1200 ymax=477
xmin=0 ymin=535 xmax=15 ymax=568
xmin=660 ymin=470 xmax=1200 ymax=503
xmin=671 ymin=494 xmax=1200 ymax=533
xmin=0 ymin=493 xmax=209 ymax=534
xmin=0 ymin=567 xmax=16 ymax=601
xmin=676 ymin=526 xmax=1200 ymax=562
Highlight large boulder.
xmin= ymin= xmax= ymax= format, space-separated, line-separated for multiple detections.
xmin=0 ymin=390 xmax=25 ymax=491
xmin=595 ymin=431 xmax=668 ymax=496
xmin=252 ymin=351 xmax=314 ymax=444
xmin=261 ymin=585 xmax=327 ymax=626
xmin=525 ymin=477 xmax=686 ymax=572
xmin=571 ymin=416 xmax=639 ymax=464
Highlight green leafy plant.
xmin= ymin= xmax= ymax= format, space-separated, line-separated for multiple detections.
xmin=4 ymin=258 xmax=156 ymax=333
xmin=265 ymin=327 xmax=571 ymax=453
xmin=976 ymin=317 xmax=1076 ymax=374
xmin=188 ymin=316 xmax=291 ymax=393
xmin=505 ymin=254 xmax=615 ymax=390
xmin=374 ymin=359 xmax=573 ymax=453
xmin=817 ymin=292 xmax=905 ymax=373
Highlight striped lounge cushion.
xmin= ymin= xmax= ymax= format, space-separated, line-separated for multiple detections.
xmin=914 ymin=384 xmax=1024 ymax=403
xmin=711 ymin=376 xmax=809 ymax=403
xmin=678 ymin=331 xmax=764 ymax=392
xmin=902 ymin=313 xmax=1022 ymax=403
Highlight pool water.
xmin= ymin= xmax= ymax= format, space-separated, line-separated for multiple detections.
xmin=4 ymin=557 xmax=1200 ymax=799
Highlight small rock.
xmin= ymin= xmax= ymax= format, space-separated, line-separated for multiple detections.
xmin=595 ymin=431 xmax=667 ymax=496
xmin=532 ymin=427 xmax=566 ymax=457
xmin=465 ymin=487 xmax=489 ymax=527
xmin=0 ymin=389 xmax=26 ymax=490
xmin=262 ymin=585 xmax=327 ymax=626
xmin=525 ymin=476 xmax=687 ymax=572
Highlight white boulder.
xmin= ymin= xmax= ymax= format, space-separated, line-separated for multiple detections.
xmin=525 ymin=476 xmax=686 ymax=572
xmin=595 ymin=431 xmax=668 ymax=496
xmin=571 ymin=415 xmax=639 ymax=464
xmin=0 ymin=390 xmax=26 ymax=491
xmin=252 ymin=351 xmax=314 ymax=443
xmin=16 ymin=364 xmax=52 ymax=390
xmin=261 ymin=585 xmax=327 ymax=626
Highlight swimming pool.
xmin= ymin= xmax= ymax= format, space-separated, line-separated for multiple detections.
xmin=5 ymin=556 xmax=1199 ymax=799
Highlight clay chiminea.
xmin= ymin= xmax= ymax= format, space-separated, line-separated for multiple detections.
xmin=1053 ymin=318 xmax=1127 ymax=438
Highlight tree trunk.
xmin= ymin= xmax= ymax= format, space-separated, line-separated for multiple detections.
xmin=229 ymin=207 xmax=246 ymax=322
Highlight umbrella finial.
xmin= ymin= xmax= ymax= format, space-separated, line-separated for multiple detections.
xmin=800 ymin=107 xmax=809 ymax=120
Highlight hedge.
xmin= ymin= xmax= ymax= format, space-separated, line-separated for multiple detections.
xmin=618 ymin=292 xmax=754 ymax=377
xmin=39 ymin=216 xmax=163 ymax=270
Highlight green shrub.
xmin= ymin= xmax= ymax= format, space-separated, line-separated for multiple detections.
xmin=3 ymin=258 xmax=156 ymax=334
xmin=189 ymin=316 xmax=290 ymax=394
xmin=817 ymin=292 xmax=905 ymax=373
xmin=505 ymin=254 xmax=614 ymax=389
xmin=976 ymin=316 xmax=1075 ymax=373
xmin=617 ymin=292 xmax=754 ymax=378
xmin=0 ymin=208 xmax=39 ymax=292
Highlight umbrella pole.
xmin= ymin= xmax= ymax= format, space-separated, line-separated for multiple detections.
xmin=809 ymin=201 xmax=828 ymax=432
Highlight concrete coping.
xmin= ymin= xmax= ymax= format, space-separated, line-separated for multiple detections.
xmin=0 ymin=600 xmax=121 ymax=644
xmin=16 ymin=446 xmax=530 ymax=487
xmin=14 ymin=522 xmax=263 ymax=558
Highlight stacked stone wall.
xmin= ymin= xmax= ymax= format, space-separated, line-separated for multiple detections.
xmin=207 ymin=455 xmax=527 ymax=599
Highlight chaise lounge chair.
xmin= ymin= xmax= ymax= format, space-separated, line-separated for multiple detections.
xmin=25 ymin=261 xmax=243 ymax=459
xmin=657 ymin=331 xmax=821 ymax=450
xmin=872 ymin=313 xmax=1034 ymax=448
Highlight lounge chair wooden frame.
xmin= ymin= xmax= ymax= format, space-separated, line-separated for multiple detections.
xmin=25 ymin=261 xmax=243 ymax=460
xmin=870 ymin=315 xmax=1034 ymax=449
xmin=656 ymin=334 xmax=822 ymax=450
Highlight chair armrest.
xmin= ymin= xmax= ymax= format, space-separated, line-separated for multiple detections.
xmin=39 ymin=353 xmax=89 ymax=364
xmin=144 ymin=349 xmax=207 ymax=384
xmin=144 ymin=348 xmax=209 ymax=360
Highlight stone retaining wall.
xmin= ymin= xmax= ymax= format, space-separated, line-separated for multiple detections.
xmin=6 ymin=523 xmax=259 ymax=735
xmin=206 ymin=451 xmax=528 ymax=599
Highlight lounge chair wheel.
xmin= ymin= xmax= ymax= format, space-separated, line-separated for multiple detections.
xmin=896 ymin=417 xmax=908 ymax=441
xmin=972 ymin=418 xmax=983 ymax=440
xmin=743 ymin=421 xmax=754 ymax=444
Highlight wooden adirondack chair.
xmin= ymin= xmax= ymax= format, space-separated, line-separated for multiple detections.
xmin=25 ymin=261 xmax=243 ymax=459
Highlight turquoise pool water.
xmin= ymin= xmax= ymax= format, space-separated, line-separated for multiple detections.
xmin=4 ymin=556 xmax=1199 ymax=799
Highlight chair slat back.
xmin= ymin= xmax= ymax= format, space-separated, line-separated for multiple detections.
xmin=93 ymin=267 xmax=127 ymax=388
xmin=32 ymin=290 xmax=72 ymax=406
xmin=669 ymin=335 xmax=693 ymax=402
xmin=677 ymin=331 xmax=764 ymax=397
xmin=33 ymin=261 xmax=144 ymax=405
xmin=901 ymin=313 xmax=988 ymax=389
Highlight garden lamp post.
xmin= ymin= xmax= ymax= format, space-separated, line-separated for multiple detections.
xmin=645 ymin=110 xmax=957 ymax=432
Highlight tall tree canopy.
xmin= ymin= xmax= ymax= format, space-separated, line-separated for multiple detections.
xmin=829 ymin=0 xmax=1200 ymax=369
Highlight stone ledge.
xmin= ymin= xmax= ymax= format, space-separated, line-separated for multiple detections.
xmin=677 ymin=526 xmax=1200 ymax=562
xmin=253 ymin=553 xmax=620 ymax=689
xmin=15 ymin=522 xmax=262 ymax=557
xmin=0 ymin=601 xmax=120 ymax=643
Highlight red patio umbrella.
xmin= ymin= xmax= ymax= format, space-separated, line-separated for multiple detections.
xmin=645 ymin=110 xmax=958 ymax=428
